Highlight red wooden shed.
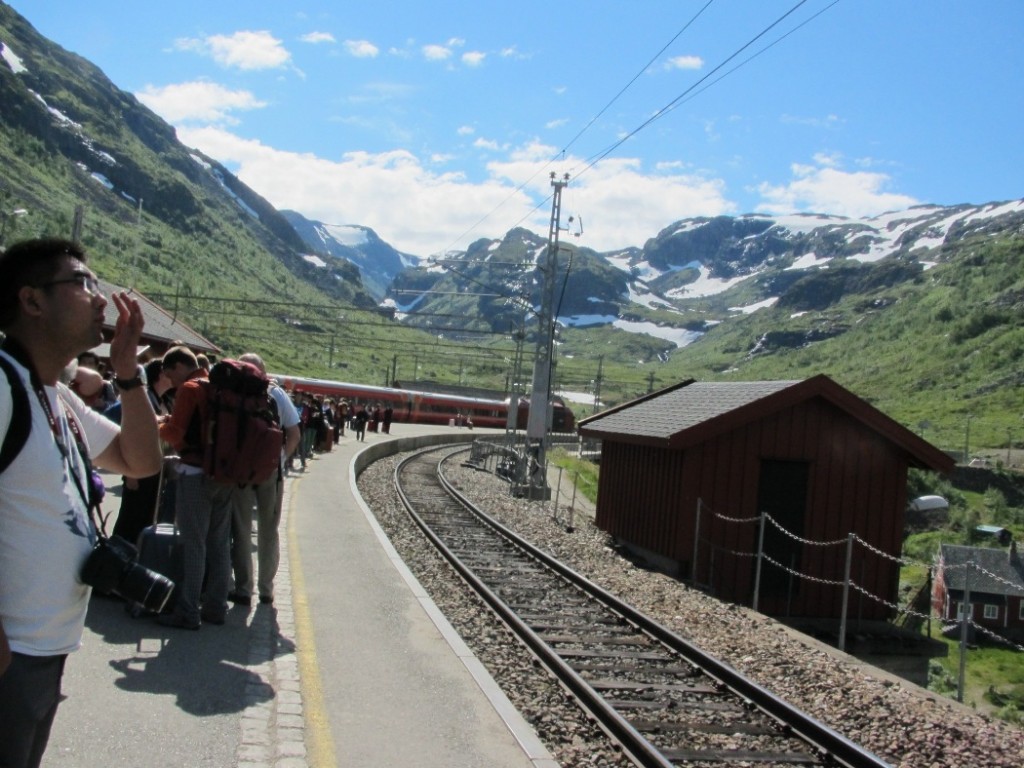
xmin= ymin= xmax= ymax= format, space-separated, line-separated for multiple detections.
xmin=577 ymin=375 xmax=954 ymax=620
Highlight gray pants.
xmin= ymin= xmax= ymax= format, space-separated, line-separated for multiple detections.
xmin=173 ymin=472 xmax=233 ymax=622
xmin=230 ymin=474 xmax=283 ymax=600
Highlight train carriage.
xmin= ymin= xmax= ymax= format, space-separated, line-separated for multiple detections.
xmin=272 ymin=374 xmax=574 ymax=432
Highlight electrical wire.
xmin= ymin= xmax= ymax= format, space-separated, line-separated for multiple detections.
xmin=428 ymin=1 xmax=719 ymax=260
xmin=575 ymin=0 xmax=820 ymax=177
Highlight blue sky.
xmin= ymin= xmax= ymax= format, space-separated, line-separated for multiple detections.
xmin=10 ymin=1 xmax=1023 ymax=257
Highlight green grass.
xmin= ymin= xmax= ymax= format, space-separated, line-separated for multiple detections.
xmin=548 ymin=448 xmax=599 ymax=504
xmin=926 ymin=623 xmax=1024 ymax=721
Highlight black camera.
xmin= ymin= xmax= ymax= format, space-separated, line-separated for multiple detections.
xmin=81 ymin=535 xmax=175 ymax=614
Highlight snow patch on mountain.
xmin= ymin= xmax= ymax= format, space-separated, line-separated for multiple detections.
xmin=667 ymin=265 xmax=754 ymax=299
xmin=730 ymin=297 xmax=779 ymax=314
xmin=322 ymin=224 xmax=368 ymax=247
xmin=613 ymin=319 xmax=703 ymax=348
xmin=0 ymin=40 xmax=26 ymax=74
xmin=787 ymin=252 xmax=830 ymax=270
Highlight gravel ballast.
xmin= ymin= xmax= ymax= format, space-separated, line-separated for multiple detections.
xmin=358 ymin=452 xmax=1024 ymax=768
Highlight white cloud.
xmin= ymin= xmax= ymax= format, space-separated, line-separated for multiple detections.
xmin=176 ymin=124 xmax=739 ymax=257
xmin=462 ymin=51 xmax=486 ymax=67
xmin=545 ymin=118 xmax=569 ymax=130
xmin=781 ymin=113 xmax=842 ymax=129
xmin=344 ymin=39 xmax=379 ymax=58
xmin=422 ymin=44 xmax=452 ymax=61
xmin=301 ymin=31 xmax=335 ymax=45
xmin=755 ymin=158 xmax=918 ymax=218
xmin=500 ymin=46 xmax=529 ymax=60
xmin=177 ymin=126 xmax=536 ymax=257
xmin=456 ymin=125 xmax=475 ymax=136
xmin=176 ymin=30 xmax=291 ymax=71
xmin=665 ymin=55 xmax=703 ymax=70
xmin=136 ymin=81 xmax=266 ymax=124
xmin=487 ymin=142 xmax=734 ymax=250
xmin=473 ymin=137 xmax=502 ymax=151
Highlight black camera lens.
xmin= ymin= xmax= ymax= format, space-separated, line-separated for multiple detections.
xmin=119 ymin=562 xmax=175 ymax=614
xmin=81 ymin=535 xmax=176 ymax=613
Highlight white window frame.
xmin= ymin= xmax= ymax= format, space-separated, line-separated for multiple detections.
xmin=956 ymin=601 xmax=973 ymax=619
xmin=983 ymin=604 xmax=999 ymax=620
xmin=1019 ymin=601 xmax=1024 ymax=621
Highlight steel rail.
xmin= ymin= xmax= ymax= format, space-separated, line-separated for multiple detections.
xmin=393 ymin=445 xmax=891 ymax=768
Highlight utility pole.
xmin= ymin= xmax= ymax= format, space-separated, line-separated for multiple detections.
xmin=592 ymin=356 xmax=603 ymax=414
xmin=130 ymin=197 xmax=143 ymax=287
xmin=521 ymin=173 xmax=569 ymax=500
xmin=72 ymin=205 xmax=84 ymax=242
xmin=505 ymin=323 xmax=526 ymax=449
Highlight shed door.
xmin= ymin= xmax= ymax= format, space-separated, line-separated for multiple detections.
xmin=757 ymin=460 xmax=809 ymax=599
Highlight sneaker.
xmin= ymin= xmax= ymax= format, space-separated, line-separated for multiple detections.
xmin=227 ymin=591 xmax=252 ymax=606
xmin=157 ymin=612 xmax=200 ymax=630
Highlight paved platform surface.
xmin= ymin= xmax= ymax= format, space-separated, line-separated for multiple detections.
xmin=44 ymin=425 xmax=562 ymax=767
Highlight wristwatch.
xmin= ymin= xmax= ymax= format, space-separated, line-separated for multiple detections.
xmin=114 ymin=365 xmax=146 ymax=391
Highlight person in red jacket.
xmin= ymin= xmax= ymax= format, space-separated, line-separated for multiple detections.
xmin=157 ymin=346 xmax=232 ymax=630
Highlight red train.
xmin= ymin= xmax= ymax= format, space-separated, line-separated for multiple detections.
xmin=272 ymin=374 xmax=576 ymax=432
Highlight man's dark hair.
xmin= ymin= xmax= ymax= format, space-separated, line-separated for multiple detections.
xmin=143 ymin=358 xmax=163 ymax=384
xmin=162 ymin=345 xmax=198 ymax=371
xmin=0 ymin=238 xmax=87 ymax=330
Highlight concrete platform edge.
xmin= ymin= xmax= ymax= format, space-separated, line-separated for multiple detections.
xmin=347 ymin=436 xmax=559 ymax=767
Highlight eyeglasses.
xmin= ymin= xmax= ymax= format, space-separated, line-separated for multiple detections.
xmin=39 ymin=272 xmax=103 ymax=296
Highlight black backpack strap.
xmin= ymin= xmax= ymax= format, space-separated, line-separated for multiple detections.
xmin=0 ymin=355 xmax=32 ymax=475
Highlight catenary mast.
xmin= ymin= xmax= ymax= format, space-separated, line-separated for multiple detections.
xmin=520 ymin=172 xmax=569 ymax=499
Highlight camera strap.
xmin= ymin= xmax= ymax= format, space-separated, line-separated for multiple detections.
xmin=1 ymin=337 xmax=107 ymax=537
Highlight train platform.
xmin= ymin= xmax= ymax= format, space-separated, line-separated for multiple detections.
xmin=44 ymin=424 xmax=559 ymax=768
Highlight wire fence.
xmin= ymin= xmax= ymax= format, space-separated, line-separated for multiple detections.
xmin=694 ymin=498 xmax=1024 ymax=657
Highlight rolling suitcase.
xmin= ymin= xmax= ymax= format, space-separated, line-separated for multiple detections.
xmin=130 ymin=523 xmax=183 ymax=616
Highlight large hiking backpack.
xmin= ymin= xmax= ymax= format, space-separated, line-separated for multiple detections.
xmin=203 ymin=359 xmax=283 ymax=485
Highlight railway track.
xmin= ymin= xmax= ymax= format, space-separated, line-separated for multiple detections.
xmin=394 ymin=446 xmax=891 ymax=768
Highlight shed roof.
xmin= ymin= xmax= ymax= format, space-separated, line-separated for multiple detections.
xmin=939 ymin=543 xmax=1024 ymax=597
xmin=97 ymin=278 xmax=219 ymax=355
xmin=577 ymin=374 xmax=954 ymax=472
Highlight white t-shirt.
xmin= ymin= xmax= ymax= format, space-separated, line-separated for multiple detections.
xmin=270 ymin=384 xmax=300 ymax=470
xmin=0 ymin=351 xmax=119 ymax=656
xmin=270 ymin=383 xmax=300 ymax=430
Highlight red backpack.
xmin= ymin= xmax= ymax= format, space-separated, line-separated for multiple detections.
xmin=203 ymin=359 xmax=283 ymax=485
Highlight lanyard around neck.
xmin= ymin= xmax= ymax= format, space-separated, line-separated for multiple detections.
xmin=1 ymin=338 xmax=96 ymax=516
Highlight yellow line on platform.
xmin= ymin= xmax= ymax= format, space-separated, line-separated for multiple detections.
xmin=287 ymin=476 xmax=338 ymax=767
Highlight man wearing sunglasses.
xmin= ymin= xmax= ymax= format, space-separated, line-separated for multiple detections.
xmin=0 ymin=237 xmax=162 ymax=768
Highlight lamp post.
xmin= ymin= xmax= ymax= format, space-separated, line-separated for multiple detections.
xmin=0 ymin=208 xmax=28 ymax=246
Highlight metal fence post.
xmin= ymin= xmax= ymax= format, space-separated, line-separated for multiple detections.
xmin=753 ymin=511 xmax=766 ymax=612
xmin=958 ymin=563 xmax=972 ymax=703
xmin=691 ymin=499 xmax=702 ymax=585
xmin=839 ymin=533 xmax=854 ymax=652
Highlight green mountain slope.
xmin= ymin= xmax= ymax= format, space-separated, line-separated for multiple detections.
xmin=0 ymin=3 xmax=437 ymax=377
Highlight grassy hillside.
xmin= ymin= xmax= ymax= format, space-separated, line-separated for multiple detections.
xmin=644 ymin=234 xmax=1024 ymax=458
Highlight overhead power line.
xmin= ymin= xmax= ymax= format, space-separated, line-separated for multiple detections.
xmin=576 ymin=0 xmax=827 ymax=177
xmin=430 ymin=1 xmax=719 ymax=259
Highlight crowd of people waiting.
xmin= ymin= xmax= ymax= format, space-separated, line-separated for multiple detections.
xmin=0 ymin=237 xmax=402 ymax=768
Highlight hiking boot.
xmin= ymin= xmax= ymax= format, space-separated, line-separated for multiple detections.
xmin=227 ymin=591 xmax=252 ymax=606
